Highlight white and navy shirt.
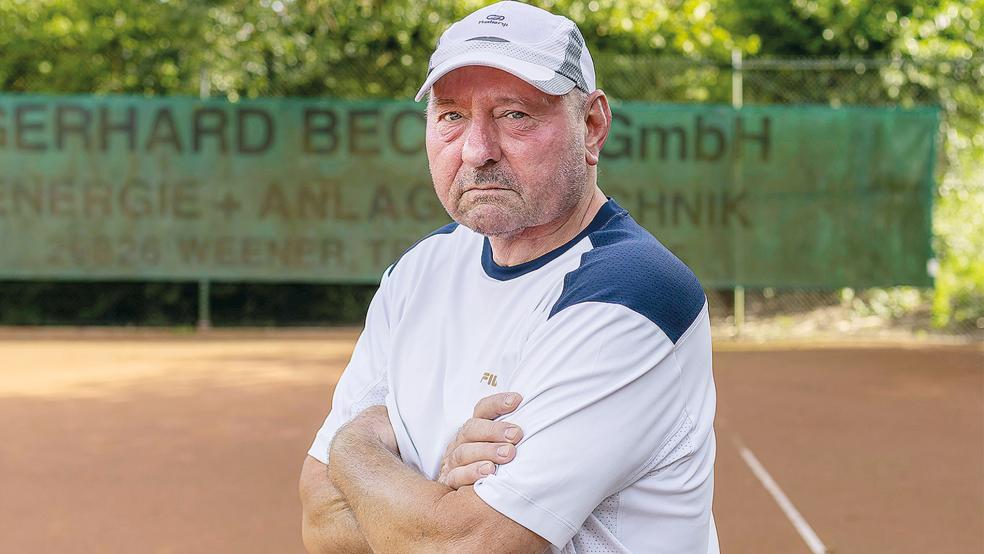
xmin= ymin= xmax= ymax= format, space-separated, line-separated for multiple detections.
xmin=309 ymin=198 xmax=718 ymax=553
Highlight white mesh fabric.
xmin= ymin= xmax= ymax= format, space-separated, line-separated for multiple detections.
xmin=570 ymin=493 xmax=630 ymax=553
xmin=349 ymin=378 xmax=389 ymax=416
xmin=651 ymin=414 xmax=696 ymax=473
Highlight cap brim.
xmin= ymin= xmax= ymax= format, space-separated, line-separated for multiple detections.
xmin=413 ymin=51 xmax=574 ymax=102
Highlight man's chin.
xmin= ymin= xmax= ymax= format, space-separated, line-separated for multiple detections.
xmin=456 ymin=205 xmax=524 ymax=237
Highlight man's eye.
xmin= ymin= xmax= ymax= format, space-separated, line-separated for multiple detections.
xmin=441 ymin=112 xmax=462 ymax=121
xmin=505 ymin=111 xmax=528 ymax=119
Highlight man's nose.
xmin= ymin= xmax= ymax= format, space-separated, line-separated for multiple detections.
xmin=460 ymin=116 xmax=501 ymax=168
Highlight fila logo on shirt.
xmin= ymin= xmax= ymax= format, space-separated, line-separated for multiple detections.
xmin=480 ymin=372 xmax=498 ymax=387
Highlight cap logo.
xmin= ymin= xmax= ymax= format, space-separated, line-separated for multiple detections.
xmin=479 ymin=14 xmax=508 ymax=27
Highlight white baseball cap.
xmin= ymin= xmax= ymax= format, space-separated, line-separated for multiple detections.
xmin=414 ymin=1 xmax=596 ymax=102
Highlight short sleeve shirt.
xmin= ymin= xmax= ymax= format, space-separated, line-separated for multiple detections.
xmin=308 ymin=198 xmax=718 ymax=553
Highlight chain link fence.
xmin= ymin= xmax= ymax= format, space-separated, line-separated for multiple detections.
xmin=716 ymin=56 xmax=981 ymax=341
xmin=3 ymin=51 xmax=982 ymax=340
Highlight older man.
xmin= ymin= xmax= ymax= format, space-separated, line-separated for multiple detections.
xmin=299 ymin=2 xmax=718 ymax=552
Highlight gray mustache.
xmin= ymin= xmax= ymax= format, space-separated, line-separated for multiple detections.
xmin=458 ymin=168 xmax=516 ymax=190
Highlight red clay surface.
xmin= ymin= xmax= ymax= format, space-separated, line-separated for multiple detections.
xmin=0 ymin=330 xmax=980 ymax=553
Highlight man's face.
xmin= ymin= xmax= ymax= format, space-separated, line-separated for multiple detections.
xmin=425 ymin=66 xmax=587 ymax=237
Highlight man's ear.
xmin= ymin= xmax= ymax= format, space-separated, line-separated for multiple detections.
xmin=584 ymin=90 xmax=611 ymax=166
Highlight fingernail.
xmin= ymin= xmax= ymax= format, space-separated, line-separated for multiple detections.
xmin=480 ymin=463 xmax=494 ymax=475
xmin=504 ymin=394 xmax=516 ymax=407
xmin=505 ymin=427 xmax=518 ymax=441
xmin=497 ymin=445 xmax=510 ymax=457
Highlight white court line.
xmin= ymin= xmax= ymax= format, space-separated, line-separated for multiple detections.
xmin=735 ymin=439 xmax=829 ymax=554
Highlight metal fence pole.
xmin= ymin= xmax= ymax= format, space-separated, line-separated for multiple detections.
xmin=197 ymin=280 xmax=211 ymax=330
xmin=197 ymin=66 xmax=212 ymax=330
xmin=731 ymin=48 xmax=745 ymax=336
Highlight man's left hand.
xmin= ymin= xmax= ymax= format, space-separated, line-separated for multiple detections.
xmin=438 ymin=392 xmax=525 ymax=490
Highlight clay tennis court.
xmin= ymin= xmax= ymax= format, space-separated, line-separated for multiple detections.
xmin=0 ymin=330 xmax=980 ymax=553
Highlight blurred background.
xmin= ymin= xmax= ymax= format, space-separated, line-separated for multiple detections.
xmin=0 ymin=0 xmax=981 ymax=338
xmin=0 ymin=1 xmax=981 ymax=553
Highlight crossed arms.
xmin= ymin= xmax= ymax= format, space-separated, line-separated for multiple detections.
xmin=299 ymin=393 xmax=549 ymax=554
xmin=299 ymin=298 xmax=699 ymax=552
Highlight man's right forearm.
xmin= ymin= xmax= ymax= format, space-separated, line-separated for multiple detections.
xmin=299 ymin=455 xmax=372 ymax=554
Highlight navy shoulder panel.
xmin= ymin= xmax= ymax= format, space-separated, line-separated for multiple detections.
xmin=387 ymin=222 xmax=459 ymax=277
xmin=549 ymin=212 xmax=705 ymax=343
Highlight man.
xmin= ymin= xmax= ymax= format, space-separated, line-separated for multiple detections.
xmin=299 ymin=2 xmax=718 ymax=552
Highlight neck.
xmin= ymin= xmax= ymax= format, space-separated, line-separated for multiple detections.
xmin=488 ymin=186 xmax=608 ymax=267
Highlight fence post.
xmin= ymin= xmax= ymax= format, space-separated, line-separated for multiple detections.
xmin=197 ymin=67 xmax=212 ymax=331
xmin=731 ymin=48 xmax=745 ymax=336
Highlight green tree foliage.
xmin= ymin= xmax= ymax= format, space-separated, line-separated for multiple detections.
xmin=0 ymin=0 xmax=212 ymax=94
xmin=0 ymin=0 xmax=756 ymax=97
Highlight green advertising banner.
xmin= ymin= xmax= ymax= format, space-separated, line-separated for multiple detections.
xmin=0 ymin=94 xmax=937 ymax=287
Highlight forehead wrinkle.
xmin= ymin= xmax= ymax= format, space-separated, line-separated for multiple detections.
xmin=429 ymin=93 xmax=557 ymax=113
xmin=429 ymin=66 xmax=561 ymax=112
xmin=491 ymin=95 xmax=554 ymax=110
xmin=431 ymin=96 xmax=457 ymax=106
